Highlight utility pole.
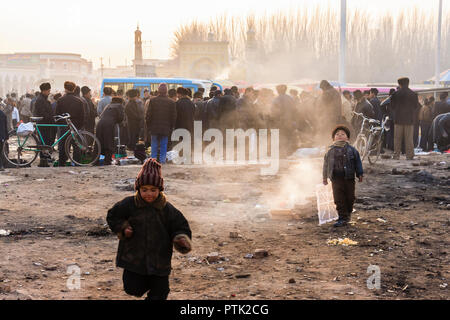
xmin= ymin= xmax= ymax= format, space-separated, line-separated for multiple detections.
xmin=100 ymin=57 xmax=104 ymax=79
xmin=435 ymin=0 xmax=443 ymax=89
xmin=339 ymin=0 xmax=347 ymax=86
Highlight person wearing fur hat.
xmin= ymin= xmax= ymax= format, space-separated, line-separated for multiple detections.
xmin=106 ymin=158 xmax=192 ymax=300
xmin=34 ymin=82 xmax=55 ymax=167
xmin=96 ymin=96 xmax=125 ymax=165
xmin=323 ymin=125 xmax=363 ymax=227
xmin=125 ymin=89 xmax=144 ymax=150
xmin=145 ymin=83 xmax=177 ymax=164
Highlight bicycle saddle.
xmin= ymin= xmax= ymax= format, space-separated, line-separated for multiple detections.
xmin=30 ymin=117 xmax=43 ymax=122
xmin=369 ymin=119 xmax=380 ymax=125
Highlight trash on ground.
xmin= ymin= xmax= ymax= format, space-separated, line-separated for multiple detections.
xmin=0 ymin=229 xmax=11 ymax=236
xmin=327 ymin=238 xmax=358 ymax=246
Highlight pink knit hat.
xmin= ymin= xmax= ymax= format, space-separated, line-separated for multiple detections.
xmin=135 ymin=158 xmax=164 ymax=191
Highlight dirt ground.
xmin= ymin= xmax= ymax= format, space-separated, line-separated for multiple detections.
xmin=0 ymin=152 xmax=449 ymax=300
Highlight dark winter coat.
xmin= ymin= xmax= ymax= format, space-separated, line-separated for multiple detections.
xmin=106 ymin=194 xmax=192 ymax=276
xmin=55 ymin=92 xmax=85 ymax=129
xmin=145 ymin=95 xmax=176 ymax=137
xmin=320 ymin=87 xmax=342 ymax=125
xmin=389 ymin=87 xmax=420 ymax=125
xmin=433 ymin=101 xmax=450 ymax=120
xmin=323 ymin=143 xmax=363 ymax=181
xmin=352 ymin=99 xmax=375 ymax=130
xmin=369 ymin=97 xmax=383 ymax=122
xmin=125 ymin=99 xmax=143 ymax=126
xmin=237 ymin=96 xmax=262 ymax=130
xmin=206 ymin=96 xmax=221 ymax=126
xmin=219 ymin=94 xmax=237 ymax=128
xmin=271 ymin=94 xmax=297 ymax=128
xmin=175 ymin=97 xmax=195 ymax=133
xmin=33 ymin=93 xmax=54 ymax=125
xmin=82 ymin=96 xmax=97 ymax=134
xmin=34 ymin=93 xmax=56 ymax=145
xmin=193 ymin=99 xmax=205 ymax=121
xmin=429 ymin=113 xmax=450 ymax=151
xmin=0 ymin=110 xmax=8 ymax=141
xmin=96 ymin=103 xmax=124 ymax=153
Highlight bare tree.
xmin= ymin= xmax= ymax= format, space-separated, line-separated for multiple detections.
xmin=171 ymin=5 xmax=450 ymax=83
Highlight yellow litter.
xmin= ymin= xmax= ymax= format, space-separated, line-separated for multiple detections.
xmin=327 ymin=238 xmax=358 ymax=246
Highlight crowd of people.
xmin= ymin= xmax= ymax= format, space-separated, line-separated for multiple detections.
xmin=1 ymin=77 xmax=449 ymax=170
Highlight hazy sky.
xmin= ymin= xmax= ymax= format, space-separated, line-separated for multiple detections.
xmin=0 ymin=0 xmax=447 ymax=68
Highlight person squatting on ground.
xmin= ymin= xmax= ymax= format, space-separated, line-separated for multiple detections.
xmin=106 ymin=158 xmax=192 ymax=300
xmin=323 ymin=125 xmax=364 ymax=227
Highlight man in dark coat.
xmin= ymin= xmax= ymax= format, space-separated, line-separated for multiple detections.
xmin=81 ymin=86 xmax=97 ymax=137
xmin=369 ymin=88 xmax=382 ymax=122
xmin=433 ymin=92 xmax=450 ymax=120
xmin=219 ymin=88 xmax=238 ymax=130
xmin=175 ymin=87 xmax=195 ymax=135
xmin=389 ymin=77 xmax=421 ymax=160
xmin=30 ymin=91 xmax=40 ymax=116
xmin=145 ymin=83 xmax=176 ymax=164
xmin=96 ymin=96 xmax=125 ymax=165
xmin=74 ymin=86 xmax=88 ymax=130
xmin=319 ymin=80 xmax=342 ymax=130
xmin=237 ymin=87 xmax=258 ymax=130
xmin=380 ymin=88 xmax=396 ymax=150
xmin=0 ymin=108 xmax=8 ymax=171
xmin=206 ymin=90 xmax=222 ymax=129
xmin=193 ymin=91 xmax=208 ymax=132
xmin=271 ymin=85 xmax=297 ymax=155
xmin=55 ymin=81 xmax=85 ymax=166
xmin=125 ymin=89 xmax=144 ymax=150
xmin=33 ymin=82 xmax=56 ymax=167
xmin=352 ymin=90 xmax=376 ymax=133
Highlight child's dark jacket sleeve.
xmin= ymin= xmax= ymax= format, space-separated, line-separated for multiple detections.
xmin=353 ymin=148 xmax=364 ymax=177
xmin=168 ymin=204 xmax=192 ymax=241
xmin=322 ymin=151 xmax=329 ymax=181
xmin=106 ymin=197 xmax=133 ymax=238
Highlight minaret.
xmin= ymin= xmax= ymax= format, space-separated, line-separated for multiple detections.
xmin=134 ymin=24 xmax=143 ymax=64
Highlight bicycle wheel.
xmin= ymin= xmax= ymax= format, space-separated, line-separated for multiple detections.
xmin=65 ymin=130 xmax=101 ymax=166
xmin=367 ymin=134 xmax=382 ymax=165
xmin=3 ymin=131 xmax=39 ymax=167
xmin=354 ymin=134 xmax=368 ymax=161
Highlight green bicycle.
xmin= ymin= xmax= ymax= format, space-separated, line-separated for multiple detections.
xmin=3 ymin=113 xmax=101 ymax=167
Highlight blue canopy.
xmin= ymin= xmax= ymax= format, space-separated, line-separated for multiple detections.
xmin=425 ymin=69 xmax=450 ymax=84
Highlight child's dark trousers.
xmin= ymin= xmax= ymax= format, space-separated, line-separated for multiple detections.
xmin=123 ymin=269 xmax=170 ymax=300
xmin=331 ymin=177 xmax=355 ymax=222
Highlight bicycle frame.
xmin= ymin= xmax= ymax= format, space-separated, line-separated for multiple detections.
xmin=367 ymin=117 xmax=388 ymax=150
xmin=35 ymin=123 xmax=71 ymax=149
xmin=13 ymin=121 xmax=77 ymax=152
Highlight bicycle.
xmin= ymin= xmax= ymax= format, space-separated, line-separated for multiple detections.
xmin=366 ymin=115 xmax=390 ymax=165
xmin=352 ymin=111 xmax=380 ymax=161
xmin=3 ymin=113 xmax=101 ymax=167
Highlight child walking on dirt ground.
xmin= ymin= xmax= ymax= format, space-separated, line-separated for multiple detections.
xmin=323 ymin=125 xmax=363 ymax=227
xmin=107 ymin=158 xmax=192 ymax=300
